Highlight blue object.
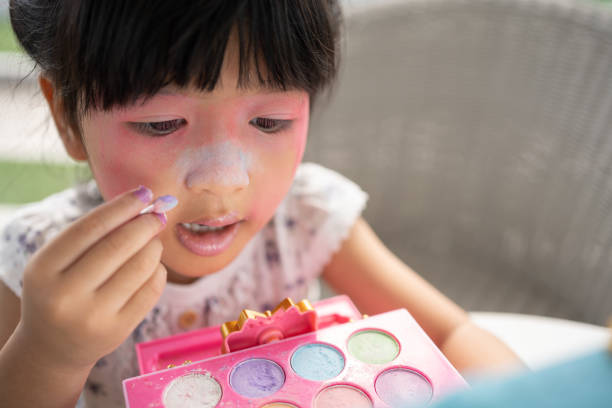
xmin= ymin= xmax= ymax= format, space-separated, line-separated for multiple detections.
xmin=290 ymin=343 xmax=345 ymax=381
xmin=433 ymin=349 xmax=612 ymax=408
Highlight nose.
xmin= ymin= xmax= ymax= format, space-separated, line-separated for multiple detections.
xmin=181 ymin=142 xmax=251 ymax=196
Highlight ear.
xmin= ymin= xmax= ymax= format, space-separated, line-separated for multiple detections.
xmin=39 ymin=75 xmax=88 ymax=161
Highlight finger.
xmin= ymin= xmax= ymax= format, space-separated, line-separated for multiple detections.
xmin=95 ymin=238 xmax=163 ymax=311
xmin=119 ymin=263 xmax=167 ymax=329
xmin=63 ymin=213 xmax=165 ymax=292
xmin=31 ymin=186 xmax=154 ymax=274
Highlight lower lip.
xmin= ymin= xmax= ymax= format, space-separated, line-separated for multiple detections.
xmin=175 ymin=222 xmax=241 ymax=257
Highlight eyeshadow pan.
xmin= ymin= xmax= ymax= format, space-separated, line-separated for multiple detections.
xmin=291 ymin=343 xmax=345 ymax=381
xmin=375 ymin=367 xmax=433 ymax=407
xmin=163 ymin=372 xmax=222 ymax=408
xmin=348 ymin=330 xmax=399 ymax=364
xmin=229 ymin=358 xmax=285 ymax=398
xmin=314 ymin=384 xmax=372 ymax=408
xmin=260 ymin=403 xmax=298 ymax=408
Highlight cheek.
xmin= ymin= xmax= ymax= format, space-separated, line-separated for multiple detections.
xmin=248 ymin=121 xmax=309 ymax=223
xmin=83 ymin=122 xmax=179 ymax=199
xmin=293 ymin=116 xmax=309 ymax=169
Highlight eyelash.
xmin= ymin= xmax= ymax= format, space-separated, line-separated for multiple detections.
xmin=249 ymin=117 xmax=291 ymax=133
xmin=131 ymin=119 xmax=186 ymax=136
xmin=130 ymin=117 xmax=291 ymax=137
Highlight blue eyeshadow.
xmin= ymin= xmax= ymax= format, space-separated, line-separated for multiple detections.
xmin=290 ymin=343 xmax=345 ymax=381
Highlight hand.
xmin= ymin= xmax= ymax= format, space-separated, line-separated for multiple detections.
xmin=16 ymin=186 xmax=175 ymax=371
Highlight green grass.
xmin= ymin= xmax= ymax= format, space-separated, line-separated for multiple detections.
xmin=0 ymin=19 xmax=20 ymax=53
xmin=0 ymin=160 xmax=91 ymax=204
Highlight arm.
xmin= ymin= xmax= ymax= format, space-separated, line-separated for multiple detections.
xmin=322 ymin=217 xmax=524 ymax=375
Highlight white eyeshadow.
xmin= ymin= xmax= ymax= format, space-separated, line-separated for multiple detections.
xmin=163 ymin=372 xmax=222 ymax=408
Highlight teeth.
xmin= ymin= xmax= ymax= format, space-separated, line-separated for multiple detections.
xmin=181 ymin=223 xmax=226 ymax=233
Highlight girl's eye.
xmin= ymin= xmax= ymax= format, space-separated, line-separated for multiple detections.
xmin=130 ymin=118 xmax=187 ymax=136
xmin=249 ymin=117 xmax=291 ymax=133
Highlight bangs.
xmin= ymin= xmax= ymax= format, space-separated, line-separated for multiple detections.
xmin=15 ymin=0 xmax=340 ymax=126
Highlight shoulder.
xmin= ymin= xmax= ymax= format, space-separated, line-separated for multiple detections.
xmin=285 ymin=162 xmax=368 ymax=215
xmin=2 ymin=180 xmax=102 ymax=242
xmin=272 ymin=162 xmax=369 ymax=279
xmin=0 ymin=180 xmax=102 ymax=297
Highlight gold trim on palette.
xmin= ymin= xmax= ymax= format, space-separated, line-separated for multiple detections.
xmin=166 ymin=360 xmax=193 ymax=369
xmin=221 ymin=298 xmax=314 ymax=339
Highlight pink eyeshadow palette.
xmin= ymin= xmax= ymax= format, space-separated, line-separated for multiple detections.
xmin=123 ymin=296 xmax=467 ymax=407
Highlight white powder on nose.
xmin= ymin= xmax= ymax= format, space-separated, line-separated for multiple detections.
xmin=163 ymin=372 xmax=222 ymax=408
xmin=177 ymin=142 xmax=252 ymax=188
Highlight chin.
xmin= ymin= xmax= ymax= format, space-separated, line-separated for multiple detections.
xmin=165 ymin=253 xmax=233 ymax=280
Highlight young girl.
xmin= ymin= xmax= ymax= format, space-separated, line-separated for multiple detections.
xmin=0 ymin=1 xmax=522 ymax=407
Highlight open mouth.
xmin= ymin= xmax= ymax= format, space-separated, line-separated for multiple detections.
xmin=180 ymin=223 xmax=232 ymax=233
xmin=175 ymin=217 xmax=243 ymax=257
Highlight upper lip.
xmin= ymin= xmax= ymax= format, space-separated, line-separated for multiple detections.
xmin=182 ymin=211 xmax=243 ymax=227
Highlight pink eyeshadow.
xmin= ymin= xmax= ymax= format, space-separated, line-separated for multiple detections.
xmin=314 ymin=385 xmax=372 ymax=408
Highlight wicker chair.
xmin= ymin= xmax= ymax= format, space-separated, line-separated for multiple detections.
xmin=307 ymin=0 xmax=612 ymax=324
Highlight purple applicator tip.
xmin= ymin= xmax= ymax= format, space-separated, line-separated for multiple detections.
xmin=140 ymin=195 xmax=178 ymax=215
xmin=152 ymin=195 xmax=178 ymax=212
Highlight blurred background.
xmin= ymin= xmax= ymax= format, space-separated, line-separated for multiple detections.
xmin=0 ymin=0 xmax=89 ymax=222
xmin=2 ymin=0 xmax=612 ymax=327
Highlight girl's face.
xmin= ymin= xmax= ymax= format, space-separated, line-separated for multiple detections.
xmin=77 ymin=49 xmax=309 ymax=284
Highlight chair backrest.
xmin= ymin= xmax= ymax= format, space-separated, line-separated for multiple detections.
xmin=306 ymin=0 xmax=612 ymax=324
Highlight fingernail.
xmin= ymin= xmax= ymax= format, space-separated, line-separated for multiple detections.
xmin=134 ymin=185 xmax=153 ymax=203
xmin=154 ymin=212 xmax=167 ymax=226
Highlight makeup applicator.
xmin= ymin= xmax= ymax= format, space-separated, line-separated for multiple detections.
xmin=140 ymin=195 xmax=178 ymax=214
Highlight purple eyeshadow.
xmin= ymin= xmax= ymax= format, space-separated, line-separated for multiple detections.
xmin=375 ymin=367 xmax=433 ymax=407
xmin=229 ymin=358 xmax=285 ymax=398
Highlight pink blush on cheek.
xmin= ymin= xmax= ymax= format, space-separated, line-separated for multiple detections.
xmin=294 ymin=121 xmax=308 ymax=168
xmin=247 ymin=117 xmax=309 ymax=224
xmin=85 ymin=126 xmax=177 ymax=200
xmin=92 ymin=159 xmax=148 ymax=200
xmin=82 ymin=124 xmax=137 ymax=199
xmin=247 ymin=161 xmax=298 ymax=228
xmin=291 ymin=104 xmax=309 ymax=173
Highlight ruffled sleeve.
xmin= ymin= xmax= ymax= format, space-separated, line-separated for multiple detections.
xmin=0 ymin=181 xmax=102 ymax=298
xmin=275 ymin=162 xmax=369 ymax=288
xmin=0 ymin=215 xmax=35 ymax=298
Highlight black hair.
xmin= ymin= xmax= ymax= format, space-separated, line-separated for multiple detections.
xmin=9 ymin=0 xmax=342 ymax=131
